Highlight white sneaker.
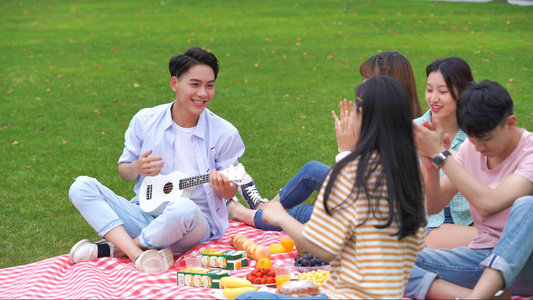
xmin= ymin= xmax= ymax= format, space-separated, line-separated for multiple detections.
xmin=159 ymin=248 xmax=175 ymax=268
xmin=135 ymin=248 xmax=174 ymax=274
xmin=68 ymin=239 xmax=115 ymax=264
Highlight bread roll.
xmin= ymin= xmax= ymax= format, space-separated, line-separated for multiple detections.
xmin=231 ymin=233 xmax=271 ymax=260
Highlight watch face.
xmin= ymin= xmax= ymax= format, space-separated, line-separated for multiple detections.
xmin=433 ymin=155 xmax=444 ymax=166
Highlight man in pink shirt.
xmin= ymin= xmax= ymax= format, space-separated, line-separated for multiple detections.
xmin=405 ymin=80 xmax=533 ymax=299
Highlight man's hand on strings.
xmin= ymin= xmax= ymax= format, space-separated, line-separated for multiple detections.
xmin=210 ymin=169 xmax=238 ymax=199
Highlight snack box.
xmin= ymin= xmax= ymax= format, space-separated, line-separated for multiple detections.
xmin=176 ymin=267 xmax=231 ymax=289
xmin=198 ymin=249 xmax=248 ymax=270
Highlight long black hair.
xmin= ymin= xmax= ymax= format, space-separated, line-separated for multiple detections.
xmin=322 ymin=76 xmax=426 ymax=238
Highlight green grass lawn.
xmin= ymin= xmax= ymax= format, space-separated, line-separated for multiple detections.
xmin=1 ymin=0 xmax=532 ymax=269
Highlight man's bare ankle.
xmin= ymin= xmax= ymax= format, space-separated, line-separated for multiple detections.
xmin=255 ymin=202 xmax=268 ymax=210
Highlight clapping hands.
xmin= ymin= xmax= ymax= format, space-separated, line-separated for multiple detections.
xmin=413 ymin=114 xmax=452 ymax=170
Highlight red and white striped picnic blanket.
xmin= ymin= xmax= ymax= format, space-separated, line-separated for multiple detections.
xmin=0 ymin=220 xmax=531 ymax=299
xmin=0 ymin=221 xmax=295 ymax=299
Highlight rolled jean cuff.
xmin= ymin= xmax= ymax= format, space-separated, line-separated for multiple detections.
xmin=97 ymin=218 xmax=124 ymax=238
xmin=140 ymin=230 xmax=153 ymax=249
xmin=416 ymin=271 xmax=439 ymax=300
xmin=480 ymin=254 xmax=512 ymax=289
xmin=253 ymin=209 xmax=282 ymax=231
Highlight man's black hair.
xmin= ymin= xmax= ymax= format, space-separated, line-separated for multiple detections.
xmin=169 ymin=47 xmax=219 ymax=79
xmin=457 ymin=80 xmax=514 ymax=138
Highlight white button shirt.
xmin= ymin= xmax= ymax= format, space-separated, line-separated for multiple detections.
xmin=118 ymin=101 xmax=245 ymax=239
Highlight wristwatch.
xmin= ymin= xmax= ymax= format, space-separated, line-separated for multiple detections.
xmin=433 ymin=150 xmax=452 ymax=168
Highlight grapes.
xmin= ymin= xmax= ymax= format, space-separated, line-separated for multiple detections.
xmin=294 ymin=256 xmax=301 ymax=264
xmin=293 ymin=254 xmax=329 ymax=267
xmin=309 ymin=258 xmax=317 ymax=266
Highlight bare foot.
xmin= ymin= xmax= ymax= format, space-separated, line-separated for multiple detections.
xmin=226 ymin=200 xmax=243 ymax=220
xmin=226 ymin=200 xmax=256 ymax=227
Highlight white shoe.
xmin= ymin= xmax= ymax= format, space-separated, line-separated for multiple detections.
xmin=135 ymin=248 xmax=174 ymax=274
xmin=68 ymin=239 xmax=115 ymax=264
xmin=159 ymin=248 xmax=175 ymax=267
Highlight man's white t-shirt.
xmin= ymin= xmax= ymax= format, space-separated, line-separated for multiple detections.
xmin=172 ymin=122 xmax=214 ymax=234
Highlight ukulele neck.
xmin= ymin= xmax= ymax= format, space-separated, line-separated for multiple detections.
xmin=179 ymin=174 xmax=210 ymax=190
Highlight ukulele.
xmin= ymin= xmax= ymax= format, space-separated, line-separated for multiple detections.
xmin=139 ymin=163 xmax=246 ymax=216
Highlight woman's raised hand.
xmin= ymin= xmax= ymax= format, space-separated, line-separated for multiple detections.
xmin=332 ymin=99 xmax=357 ymax=153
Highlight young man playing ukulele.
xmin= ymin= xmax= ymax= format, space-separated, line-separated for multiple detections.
xmin=68 ymin=47 xmax=245 ymax=274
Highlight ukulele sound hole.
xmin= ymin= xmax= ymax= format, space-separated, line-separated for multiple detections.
xmin=163 ymin=182 xmax=173 ymax=194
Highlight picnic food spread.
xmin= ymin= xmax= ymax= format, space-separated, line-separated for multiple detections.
xmin=175 ymin=233 xmax=329 ymax=298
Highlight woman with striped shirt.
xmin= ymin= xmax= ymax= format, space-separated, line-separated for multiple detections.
xmin=237 ymin=76 xmax=427 ymax=299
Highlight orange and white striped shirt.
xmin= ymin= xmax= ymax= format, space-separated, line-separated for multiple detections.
xmin=303 ymin=154 xmax=426 ymax=299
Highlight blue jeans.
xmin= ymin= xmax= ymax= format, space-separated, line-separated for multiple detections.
xmin=253 ymin=161 xmax=330 ymax=231
xmin=404 ymin=196 xmax=533 ymax=299
xmin=69 ymin=176 xmax=211 ymax=253
xmin=237 ymin=291 xmax=329 ymax=299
